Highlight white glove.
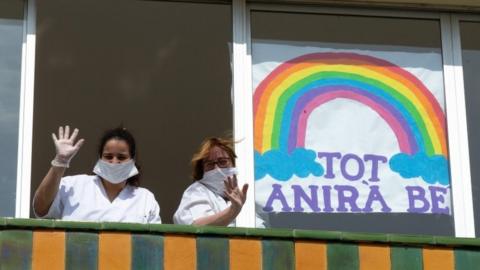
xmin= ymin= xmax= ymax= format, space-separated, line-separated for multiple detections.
xmin=51 ymin=126 xmax=85 ymax=168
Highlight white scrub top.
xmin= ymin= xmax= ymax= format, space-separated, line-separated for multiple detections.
xmin=173 ymin=181 xmax=235 ymax=226
xmin=34 ymin=174 xmax=161 ymax=224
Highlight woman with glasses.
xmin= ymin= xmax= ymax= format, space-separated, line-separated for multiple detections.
xmin=33 ymin=126 xmax=161 ymax=223
xmin=173 ymin=137 xmax=248 ymax=226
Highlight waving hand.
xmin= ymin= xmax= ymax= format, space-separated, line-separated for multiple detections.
xmin=51 ymin=126 xmax=85 ymax=167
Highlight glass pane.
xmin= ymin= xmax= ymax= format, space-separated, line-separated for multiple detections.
xmin=33 ymin=0 xmax=232 ymax=223
xmin=0 ymin=0 xmax=24 ymax=217
xmin=252 ymin=11 xmax=453 ymax=235
xmin=460 ymin=21 xmax=480 ymax=237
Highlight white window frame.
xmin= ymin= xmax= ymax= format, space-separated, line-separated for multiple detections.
xmin=232 ymin=0 xmax=256 ymax=227
xmin=448 ymin=14 xmax=480 ymax=237
xmin=15 ymin=0 xmax=36 ymax=218
xmin=440 ymin=14 xmax=475 ymax=237
xmin=232 ymin=0 xmax=476 ymax=237
xmin=9 ymin=0 xmax=477 ymax=237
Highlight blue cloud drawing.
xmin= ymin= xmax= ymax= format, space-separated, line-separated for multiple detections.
xmin=389 ymin=152 xmax=449 ymax=185
xmin=254 ymin=148 xmax=324 ymax=181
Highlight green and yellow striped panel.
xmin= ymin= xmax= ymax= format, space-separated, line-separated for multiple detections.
xmin=2 ymin=229 xmax=480 ymax=269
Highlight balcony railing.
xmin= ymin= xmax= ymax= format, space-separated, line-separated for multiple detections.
xmin=1 ymin=217 xmax=480 ymax=269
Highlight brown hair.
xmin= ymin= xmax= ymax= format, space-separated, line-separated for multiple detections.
xmin=191 ymin=137 xmax=237 ymax=180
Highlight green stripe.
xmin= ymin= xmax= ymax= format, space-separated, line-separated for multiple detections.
xmin=131 ymin=234 xmax=164 ymax=270
xmin=327 ymin=242 xmax=359 ymax=270
xmin=3 ymin=218 xmax=480 ymax=248
xmin=455 ymin=248 xmax=480 ymax=269
xmin=66 ymin=232 xmax=98 ymax=270
xmin=196 ymin=236 xmax=229 ymax=270
xmin=0 ymin=230 xmax=33 ymax=270
xmin=272 ymin=71 xmax=433 ymax=154
xmin=262 ymin=239 xmax=294 ymax=270
xmin=391 ymin=246 xmax=422 ymax=270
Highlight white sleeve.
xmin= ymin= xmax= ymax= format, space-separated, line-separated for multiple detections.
xmin=173 ymin=185 xmax=215 ymax=225
xmin=33 ymin=177 xmax=71 ymax=219
xmin=146 ymin=193 xmax=162 ymax=224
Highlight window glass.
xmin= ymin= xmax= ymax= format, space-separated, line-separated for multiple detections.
xmin=252 ymin=11 xmax=454 ymax=235
xmin=33 ymin=0 xmax=232 ymax=223
xmin=0 ymin=0 xmax=24 ymax=217
xmin=460 ymin=21 xmax=480 ymax=237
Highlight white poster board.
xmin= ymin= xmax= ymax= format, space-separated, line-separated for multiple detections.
xmin=253 ymin=41 xmax=451 ymax=216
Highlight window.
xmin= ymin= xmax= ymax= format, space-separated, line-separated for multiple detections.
xmin=32 ymin=0 xmax=232 ymax=223
xmin=2 ymin=0 xmax=477 ymax=237
xmin=460 ymin=20 xmax=480 ymax=237
xmin=250 ymin=10 xmax=454 ymax=235
xmin=0 ymin=0 xmax=24 ymax=217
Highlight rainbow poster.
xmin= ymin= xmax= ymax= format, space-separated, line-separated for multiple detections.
xmin=253 ymin=41 xmax=450 ymax=220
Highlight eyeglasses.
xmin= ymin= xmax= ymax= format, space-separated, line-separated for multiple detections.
xmin=203 ymin=158 xmax=231 ymax=170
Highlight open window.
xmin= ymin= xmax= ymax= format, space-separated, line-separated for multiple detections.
xmin=32 ymin=0 xmax=232 ymax=223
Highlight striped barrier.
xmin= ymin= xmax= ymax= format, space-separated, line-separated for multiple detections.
xmin=1 ymin=218 xmax=480 ymax=269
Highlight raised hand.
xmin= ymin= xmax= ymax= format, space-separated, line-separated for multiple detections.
xmin=224 ymin=175 xmax=248 ymax=213
xmin=51 ymin=125 xmax=85 ymax=167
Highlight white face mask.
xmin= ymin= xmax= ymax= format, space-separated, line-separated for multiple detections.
xmin=93 ymin=159 xmax=139 ymax=184
xmin=199 ymin=167 xmax=237 ymax=197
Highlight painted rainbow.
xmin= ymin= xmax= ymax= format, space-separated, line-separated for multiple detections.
xmin=253 ymin=52 xmax=447 ymax=157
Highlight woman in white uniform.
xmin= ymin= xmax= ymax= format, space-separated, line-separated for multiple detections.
xmin=33 ymin=126 xmax=161 ymax=223
xmin=173 ymin=138 xmax=248 ymax=226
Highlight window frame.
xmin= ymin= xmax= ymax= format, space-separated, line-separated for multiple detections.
xmin=15 ymin=0 xmax=36 ymax=218
xmin=440 ymin=14 xmax=474 ymax=237
xmin=449 ymin=14 xmax=480 ymax=237
xmin=232 ymin=1 xmax=476 ymax=237
xmin=12 ymin=0 xmax=477 ymax=237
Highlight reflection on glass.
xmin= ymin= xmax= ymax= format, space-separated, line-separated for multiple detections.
xmin=460 ymin=21 xmax=480 ymax=237
xmin=0 ymin=1 xmax=24 ymax=217
xmin=251 ymin=11 xmax=454 ymax=236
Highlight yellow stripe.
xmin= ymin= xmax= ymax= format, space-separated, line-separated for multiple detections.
xmin=164 ymin=234 xmax=196 ymax=270
xmin=359 ymin=244 xmax=390 ymax=270
xmin=423 ymin=247 xmax=454 ymax=270
xmin=32 ymin=230 xmax=65 ymax=270
xmin=295 ymin=241 xmax=327 ymax=270
xmin=98 ymin=232 xmax=131 ymax=270
xmin=230 ymin=238 xmax=262 ymax=270
xmin=262 ymin=64 xmax=443 ymax=154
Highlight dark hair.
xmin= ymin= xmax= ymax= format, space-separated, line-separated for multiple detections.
xmin=97 ymin=127 xmax=140 ymax=186
xmin=191 ymin=137 xmax=236 ymax=181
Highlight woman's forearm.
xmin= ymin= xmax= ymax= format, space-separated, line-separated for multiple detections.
xmin=33 ymin=166 xmax=66 ymax=216
xmin=192 ymin=206 xmax=240 ymax=226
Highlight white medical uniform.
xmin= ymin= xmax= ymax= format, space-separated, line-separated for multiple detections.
xmin=34 ymin=174 xmax=161 ymax=223
xmin=173 ymin=181 xmax=235 ymax=226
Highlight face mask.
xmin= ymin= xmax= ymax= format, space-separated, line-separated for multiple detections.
xmin=93 ymin=159 xmax=139 ymax=184
xmin=199 ymin=167 xmax=237 ymax=197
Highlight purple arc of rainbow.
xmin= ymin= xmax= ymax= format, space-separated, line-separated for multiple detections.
xmin=290 ymin=86 xmax=416 ymax=154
